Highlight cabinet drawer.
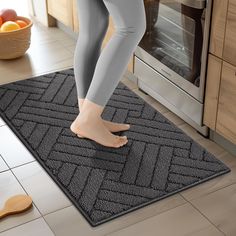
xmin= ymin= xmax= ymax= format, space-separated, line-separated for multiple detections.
xmin=223 ymin=0 xmax=236 ymax=66
xmin=47 ymin=0 xmax=73 ymax=29
xmin=216 ymin=61 xmax=236 ymax=144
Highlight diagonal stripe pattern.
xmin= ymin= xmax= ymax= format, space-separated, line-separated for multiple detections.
xmin=0 ymin=68 xmax=231 ymax=226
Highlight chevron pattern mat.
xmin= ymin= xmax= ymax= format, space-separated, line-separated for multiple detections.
xmin=0 ymin=68 xmax=231 ymax=226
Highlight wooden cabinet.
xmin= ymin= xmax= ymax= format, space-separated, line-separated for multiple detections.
xmin=72 ymin=0 xmax=79 ymax=32
xmin=223 ymin=0 xmax=236 ymax=66
xmin=204 ymin=0 xmax=236 ymax=145
xmin=203 ymin=54 xmax=222 ymax=130
xmin=216 ymin=61 xmax=236 ymax=144
xmin=46 ymin=0 xmax=134 ymax=73
xmin=47 ymin=0 xmax=73 ymax=29
xmin=209 ymin=0 xmax=228 ymax=58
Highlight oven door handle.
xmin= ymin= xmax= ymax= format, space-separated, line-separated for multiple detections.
xmin=176 ymin=0 xmax=206 ymax=9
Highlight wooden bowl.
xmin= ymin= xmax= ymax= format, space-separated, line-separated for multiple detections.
xmin=0 ymin=16 xmax=33 ymax=59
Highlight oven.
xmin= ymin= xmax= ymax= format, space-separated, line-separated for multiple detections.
xmin=134 ymin=0 xmax=212 ymax=135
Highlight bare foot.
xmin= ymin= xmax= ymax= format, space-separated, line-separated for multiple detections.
xmin=102 ymin=120 xmax=130 ymax=132
xmin=70 ymin=114 xmax=128 ymax=148
xmin=71 ymin=119 xmax=130 ymax=138
xmin=76 ymin=98 xmax=130 ymax=138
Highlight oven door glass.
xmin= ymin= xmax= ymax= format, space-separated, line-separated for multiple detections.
xmin=140 ymin=0 xmax=206 ymax=87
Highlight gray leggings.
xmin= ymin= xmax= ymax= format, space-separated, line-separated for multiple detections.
xmin=73 ymin=0 xmax=146 ymax=107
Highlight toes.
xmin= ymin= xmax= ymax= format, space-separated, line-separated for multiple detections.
xmin=118 ymin=136 xmax=128 ymax=146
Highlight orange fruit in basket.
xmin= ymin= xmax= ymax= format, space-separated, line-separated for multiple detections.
xmin=14 ymin=20 xmax=28 ymax=28
xmin=0 ymin=16 xmax=3 ymax=27
xmin=0 ymin=21 xmax=20 ymax=32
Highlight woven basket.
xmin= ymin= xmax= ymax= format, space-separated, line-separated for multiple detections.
xmin=0 ymin=16 xmax=33 ymax=60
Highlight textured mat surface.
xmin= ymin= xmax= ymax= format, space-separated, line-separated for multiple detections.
xmin=0 ymin=68 xmax=231 ymax=226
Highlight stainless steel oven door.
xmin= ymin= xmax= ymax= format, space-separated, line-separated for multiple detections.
xmin=135 ymin=0 xmax=212 ymax=103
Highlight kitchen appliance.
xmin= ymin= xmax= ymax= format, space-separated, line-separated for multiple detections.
xmin=134 ymin=0 xmax=212 ymax=136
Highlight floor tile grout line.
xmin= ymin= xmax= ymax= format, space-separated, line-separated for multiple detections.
xmin=0 ymin=169 xmax=11 ymax=174
xmin=45 ymin=196 xmax=188 ymax=236
xmin=0 ymin=169 xmax=46 ymax=235
xmin=0 ymin=215 xmax=43 ymax=234
xmin=0 ymin=153 xmax=11 ymax=171
xmin=8 ymin=166 xmax=44 ymax=214
xmin=103 ymin=202 xmax=191 ymax=236
xmin=2 ymin=160 xmax=36 ymax=173
xmin=179 ymin=179 xmax=236 ymax=202
xmin=42 ymin=203 xmax=73 ymax=218
xmin=1 ymin=162 xmax=64 ymax=236
xmin=40 ymin=214 xmax=57 ymax=236
xmin=180 ymin=194 xmax=227 ymax=236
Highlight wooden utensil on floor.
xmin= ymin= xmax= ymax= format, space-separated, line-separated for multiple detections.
xmin=0 ymin=194 xmax=33 ymax=219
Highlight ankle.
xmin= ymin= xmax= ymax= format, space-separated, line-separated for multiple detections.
xmin=78 ymin=98 xmax=85 ymax=110
xmin=78 ymin=108 xmax=102 ymax=123
xmin=81 ymin=98 xmax=104 ymax=115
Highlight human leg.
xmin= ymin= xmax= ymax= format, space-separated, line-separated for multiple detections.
xmin=73 ymin=0 xmax=130 ymax=134
xmin=84 ymin=0 xmax=146 ymax=107
xmin=71 ymin=0 xmax=146 ymax=148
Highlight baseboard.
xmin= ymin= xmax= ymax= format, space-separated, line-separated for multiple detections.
xmin=209 ymin=129 xmax=236 ymax=156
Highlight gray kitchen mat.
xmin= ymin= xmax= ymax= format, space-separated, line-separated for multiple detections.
xmin=0 ymin=68 xmax=231 ymax=226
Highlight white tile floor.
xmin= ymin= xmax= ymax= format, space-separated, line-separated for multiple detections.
xmin=0 ymin=10 xmax=236 ymax=236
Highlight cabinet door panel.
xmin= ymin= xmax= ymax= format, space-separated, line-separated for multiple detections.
xmin=216 ymin=61 xmax=236 ymax=144
xmin=223 ymin=0 xmax=236 ymax=66
xmin=209 ymin=0 xmax=228 ymax=58
xmin=47 ymin=0 xmax=73 ymax=29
